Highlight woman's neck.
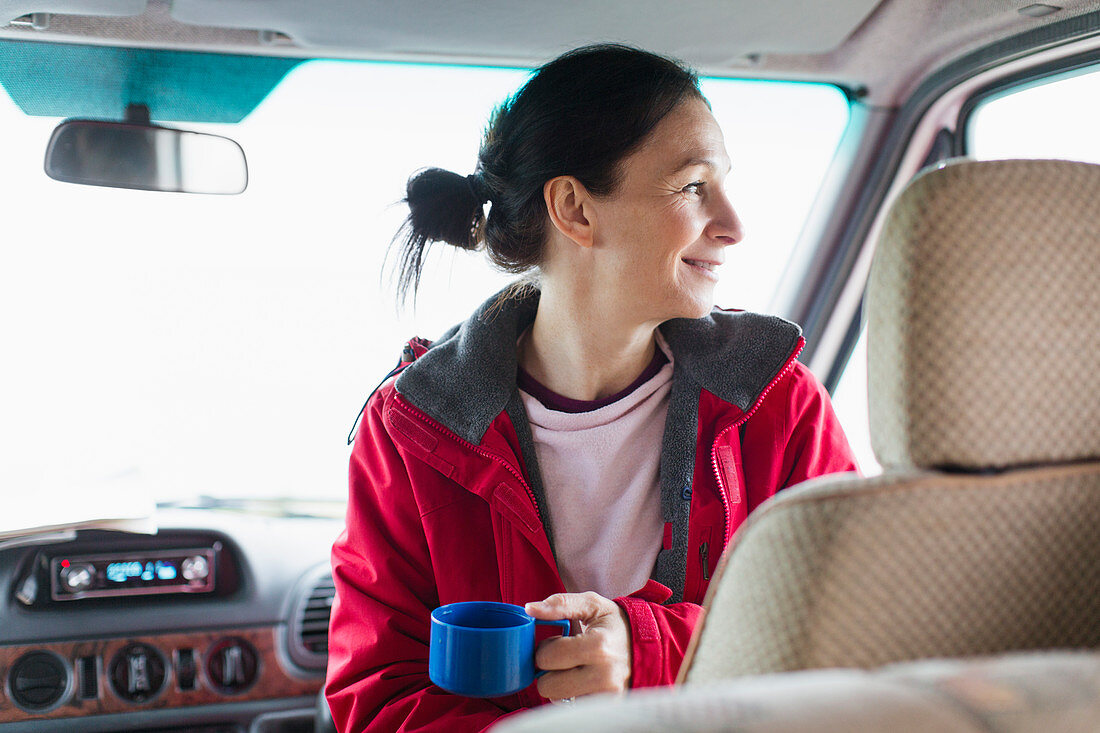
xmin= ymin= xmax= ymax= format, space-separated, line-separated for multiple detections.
xmin=519 ymin=284 xmax=660 ymax=402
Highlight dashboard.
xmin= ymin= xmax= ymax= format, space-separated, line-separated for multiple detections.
xmin=0 ymin=508 xmax=342 ymax=733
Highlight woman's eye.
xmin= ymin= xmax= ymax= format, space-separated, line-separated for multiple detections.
xmin=682 ymin=181 xmax=705 ymax=195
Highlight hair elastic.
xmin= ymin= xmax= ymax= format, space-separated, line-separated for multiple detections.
xmin=465 ymin=173 xmax=491 ymax=204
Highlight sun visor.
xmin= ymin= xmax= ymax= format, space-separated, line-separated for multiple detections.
xmin=0 ymin=39 xmax=300 ymax=122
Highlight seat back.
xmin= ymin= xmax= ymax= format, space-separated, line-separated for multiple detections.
xmin=680 ymin=159 xmax=1100 ymax=682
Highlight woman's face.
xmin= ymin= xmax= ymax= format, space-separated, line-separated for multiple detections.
xmin=590 ymin=96 xmax=742 ymax=322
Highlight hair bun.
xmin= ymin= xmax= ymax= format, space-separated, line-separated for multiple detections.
xmin=405 ymin=167 xmax=485 ymax=251
xmin=391 ymin=167 xmax=488 ymax=302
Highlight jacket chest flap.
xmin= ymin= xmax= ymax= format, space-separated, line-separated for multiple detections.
xmin=386 ymin=398 xmax=561 ymax=600
xmin=710 ymin=425 xmax=749 ymax=543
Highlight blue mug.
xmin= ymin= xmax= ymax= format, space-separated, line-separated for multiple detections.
xmin=429 ymin=601 xmax=571 ymax=698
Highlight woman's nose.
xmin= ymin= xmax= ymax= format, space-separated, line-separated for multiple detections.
xmin=708 ymin=190 xmax=743 ymax=245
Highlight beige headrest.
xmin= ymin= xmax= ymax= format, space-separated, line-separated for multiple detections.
xmin=868 ymin=158 xmax=1100 ymax=470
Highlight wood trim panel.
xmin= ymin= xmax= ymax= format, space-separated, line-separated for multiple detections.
xmin=0 ymin=626 xmax=322 ymax=724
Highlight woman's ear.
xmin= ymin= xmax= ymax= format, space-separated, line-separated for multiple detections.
xmin=543 ymin=176 xmax=595 ymax=249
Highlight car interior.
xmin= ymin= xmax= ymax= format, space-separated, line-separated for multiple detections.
xmin=3 ymin=1 xmax=1100 ymax=732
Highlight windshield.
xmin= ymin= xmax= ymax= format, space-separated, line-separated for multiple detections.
xmin=1 ymin=48 xmax=849 ymax=514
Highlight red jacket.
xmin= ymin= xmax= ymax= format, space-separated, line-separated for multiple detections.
xmin=327 ymin=290 xmax=858 ymax=732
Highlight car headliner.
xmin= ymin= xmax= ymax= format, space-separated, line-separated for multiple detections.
xmin=1 ymin=0 xmax=1100 ymax=105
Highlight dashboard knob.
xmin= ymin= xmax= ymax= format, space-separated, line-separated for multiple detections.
xmin=206 ymin=638 xmax=258 ymax=694
xmin=108 ymin=643 xmax=166 ymax=704
xmin=181 ymin=555 xmax=209 ymax=581
xmin=60 ymin=564 xmax=95 ymax=592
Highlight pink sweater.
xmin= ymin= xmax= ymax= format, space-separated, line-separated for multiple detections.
xmin=518 ymin=335 xmax=673 ymax=599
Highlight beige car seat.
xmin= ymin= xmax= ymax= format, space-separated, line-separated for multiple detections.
xmin=681 ymin=158 xmax=1100 ymax=681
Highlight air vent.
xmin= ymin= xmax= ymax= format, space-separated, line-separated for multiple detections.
xmin=300 ymin=573 xmax=335 ymax=652
xmin=9 ymin=651 xmax=69 ymax=712
xmin=287 ymin=567 xmax=334 ymax=671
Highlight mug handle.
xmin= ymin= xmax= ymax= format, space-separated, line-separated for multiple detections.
xmin=533 ymin=619 xmax=571 ymax=678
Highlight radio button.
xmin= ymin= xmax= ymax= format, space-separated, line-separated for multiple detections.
xmin=60 ymin=564 xmax=95 ymax=593
xmin=181 ymin=555 xmax=209 ymax=581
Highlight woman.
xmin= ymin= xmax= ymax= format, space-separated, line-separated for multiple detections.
xmin=327 ymin=44 xmax=858 ymax=732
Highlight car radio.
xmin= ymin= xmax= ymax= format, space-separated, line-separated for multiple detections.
xmin=49 ymin=545 xmax=219 ymax=601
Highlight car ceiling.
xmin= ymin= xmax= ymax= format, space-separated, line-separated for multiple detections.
xmin=0 ymin=0 xmax=1099 ymax=105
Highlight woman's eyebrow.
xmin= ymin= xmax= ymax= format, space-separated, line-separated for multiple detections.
xmin=669 ymin=155 xmax=732 ymax=175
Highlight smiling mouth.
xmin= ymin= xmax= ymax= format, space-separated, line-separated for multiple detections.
xmin=682 ymin=258 xmax=719 ymax=272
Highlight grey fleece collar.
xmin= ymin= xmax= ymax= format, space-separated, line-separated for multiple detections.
xmin=395 ymin=286 xmax=802 ymax=446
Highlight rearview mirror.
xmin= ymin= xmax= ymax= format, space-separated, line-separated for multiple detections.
xmin=44 ymin=119 xmax=248 ymax=194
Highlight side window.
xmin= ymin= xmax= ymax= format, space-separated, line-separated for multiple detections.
xmin=831 ymin=328 xmax=880 ymax=476
xmin=968 ymin=67 xmax=1100 ymax=162
xmin=829 ymin=65 xmax=1100 ymax=478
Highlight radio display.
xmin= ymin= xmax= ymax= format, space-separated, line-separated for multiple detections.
xmin=106 ymin=559 xmax=179 ymax=584
xmin=51 ymin=547 xmax=217 ymax=601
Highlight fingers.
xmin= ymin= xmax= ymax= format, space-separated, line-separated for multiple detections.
xmin=524 ymin=591 xmax=633 ymax=697
xmin=534 ymin=627 xmax=618 ymax=671
xmin=536 ymin=665 xmax=624 ymax=701
xmin=525 ymin=591 xmax=613 ymax=625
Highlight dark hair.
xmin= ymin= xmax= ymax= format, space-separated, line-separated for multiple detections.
xmin=391 ymin=43 xmax=704 ymax=302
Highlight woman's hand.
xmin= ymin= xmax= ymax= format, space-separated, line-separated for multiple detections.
xmin=524 ymin=591 xmax=633 ymax=700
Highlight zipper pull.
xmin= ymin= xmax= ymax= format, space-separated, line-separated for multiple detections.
xmin=700 ymin=542 xmax=710 ymax=581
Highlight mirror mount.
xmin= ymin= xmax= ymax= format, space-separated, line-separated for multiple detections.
xmin=125 ymin=103 xmax=151 ymax=126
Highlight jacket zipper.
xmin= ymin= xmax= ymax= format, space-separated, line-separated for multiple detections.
xmin=699 ymin=542 xmax=710 ymax=581
xmin=709 ymin=338 xmax=805 ymax=545
xmin=393 ymin=398 xmax=545 ymax=529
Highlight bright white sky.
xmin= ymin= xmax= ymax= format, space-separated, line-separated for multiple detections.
xmin=969 ymin=68 xmax=1100 ymax=161
xmin=0 ymin=58 xmax=852 ymax=516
